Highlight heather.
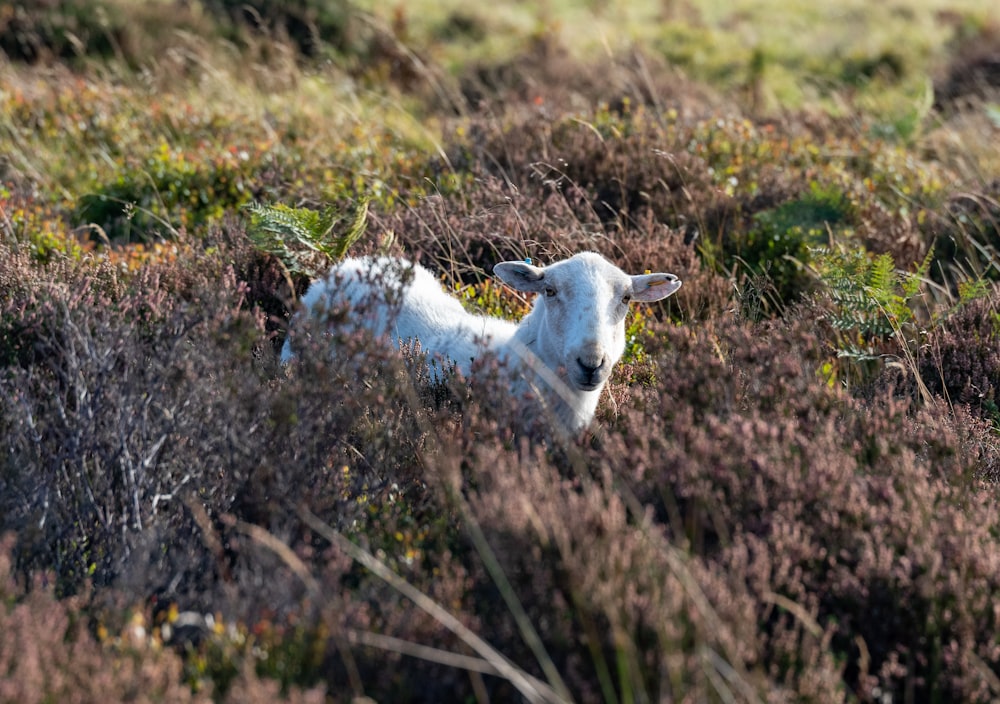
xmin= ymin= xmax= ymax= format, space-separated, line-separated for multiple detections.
xmin=3 ymin=1 xmax=1000 ymax=702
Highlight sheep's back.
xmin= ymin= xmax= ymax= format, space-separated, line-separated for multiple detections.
xmin=393 ymin=276 xmax=517 ymax=376
xmin=310 ymin=257 xmax=516 ymax=376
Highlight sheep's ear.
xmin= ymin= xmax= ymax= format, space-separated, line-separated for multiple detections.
xmin=493 ymin=261 xmax=547 ymax=293
xmin=630 ymin=273 xmax=681 ymax=302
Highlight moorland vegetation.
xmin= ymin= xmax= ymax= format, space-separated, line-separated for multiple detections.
xmin=2 ymin=0 xmax=1000 ymax=701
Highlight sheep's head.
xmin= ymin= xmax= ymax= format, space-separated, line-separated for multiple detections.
xmin=494 ymin=252 xmax=681 ymax=392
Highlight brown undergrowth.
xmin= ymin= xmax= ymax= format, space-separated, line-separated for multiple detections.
xmin=3 ymin=218 xmax=1000 ymax=701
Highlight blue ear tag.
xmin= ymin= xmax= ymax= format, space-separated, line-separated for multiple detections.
xmin=524 ymin=257 xmax=532 ymax=265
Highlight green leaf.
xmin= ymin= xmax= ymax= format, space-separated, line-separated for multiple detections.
xmin=813 ymin=246 xmax=929 ymax=346
xmin=244 ymin=199 xmax=369 ymax=278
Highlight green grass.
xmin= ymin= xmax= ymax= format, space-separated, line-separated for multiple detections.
xmin=360 ymin=0 xmax=998 ymax=117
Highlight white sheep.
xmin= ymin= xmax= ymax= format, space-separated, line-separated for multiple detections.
xmin=281 ymin=252 xmax=681 ymax=434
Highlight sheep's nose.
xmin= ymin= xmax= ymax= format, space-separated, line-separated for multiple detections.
xmin=576 ymin=356 xmax=605 ymax=377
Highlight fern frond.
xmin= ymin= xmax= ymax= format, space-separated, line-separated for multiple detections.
xmin=244 ymin=199 xmax=370 ymax=278
xmin=901 ymin=246 xmax=933 ymax=299
xmin=813 ymin=246 xmax=928 ymax=341
xmin=867 ymin=253 xmax=896 ymax=304
xmin=331 ymin=198 xmax=369 ymax=260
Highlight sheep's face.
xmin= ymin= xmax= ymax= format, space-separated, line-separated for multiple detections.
xmin=494 ymin=252 xmax=681 ymax=392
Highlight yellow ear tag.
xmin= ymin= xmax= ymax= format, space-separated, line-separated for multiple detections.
xmin=643 ymin=269 xmax=673 ymax=286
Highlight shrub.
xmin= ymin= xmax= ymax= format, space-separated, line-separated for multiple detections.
xmin=919 ymin=286 xmax=1000 ymax=426
xmin=0 ymin=0 xmax=128 ymax=64
xmin=0 ymin=185 xmax=85 ymax=262
xmin=446 ymin=100 xmax=955 ymax=314
xmin=75 ymin=141 xmax=265 ymax=243
xmin=199 ymin=0 xmax=356 ymax=58
xmin=613 ymin=314 xmax=1000 ymax=701
xmin=0 ymin=226 xmax=440 ymax=608
xmin=0 ymin=535 xmax=326 ymax=703
xmin=742 ymin=181 xmax=855 ymax=303
xmin=929 ymin=183 xmax=1000 ymax=286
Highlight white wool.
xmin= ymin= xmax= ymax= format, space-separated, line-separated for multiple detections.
xmin=281 ymin=252 xmax=681 ymax=434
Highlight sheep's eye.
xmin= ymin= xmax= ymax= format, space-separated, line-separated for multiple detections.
xmin=621 ymin=294 xmax=632 ymax=305
xmin=544 ymin=286 xmax=557 ymax=298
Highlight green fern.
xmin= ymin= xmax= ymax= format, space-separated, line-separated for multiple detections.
xmin=815 ymin=247 xmax=931 ymax=334
xmin=864 ymin=249 xmax=933 ymax=328
xmin=867 ymin=253 xmax=896 ymax=304
xmin=812 ymin=246 xmax=932 ymax=371
xmin=244 ymin=199 xmax=369 ymax=277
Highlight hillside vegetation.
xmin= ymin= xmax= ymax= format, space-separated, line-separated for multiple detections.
xmin=2 ymin=1 xmax=1000 ymax=702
